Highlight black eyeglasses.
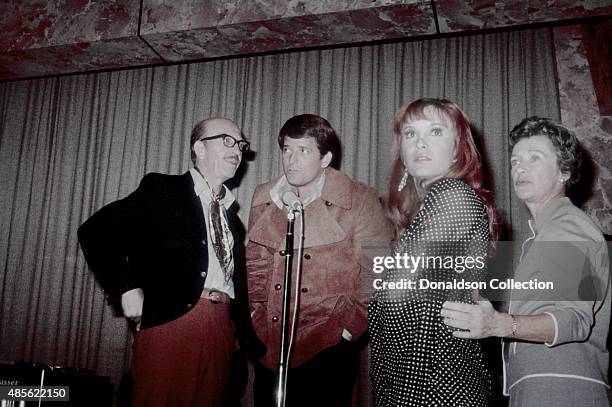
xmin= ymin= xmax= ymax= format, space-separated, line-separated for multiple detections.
xmin=199 ymin=134 xmax=250 ymax=152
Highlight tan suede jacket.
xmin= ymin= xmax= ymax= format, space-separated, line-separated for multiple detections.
xmin=246 ymin=168 xmax=392 ymax=369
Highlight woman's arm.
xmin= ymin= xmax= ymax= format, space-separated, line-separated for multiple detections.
xmin=441 ymin=300 xmax=556 ymax=343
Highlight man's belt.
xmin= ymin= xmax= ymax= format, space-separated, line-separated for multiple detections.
xmin=201 ymin=288 xmax=231 ymax=304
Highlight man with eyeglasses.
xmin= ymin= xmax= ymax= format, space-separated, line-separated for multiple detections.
xmin=78 ymin=117 xmax=263 ymax=407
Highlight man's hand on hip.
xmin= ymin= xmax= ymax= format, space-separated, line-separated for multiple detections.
xmin=121 ymin=288 xmax=144 ymax=329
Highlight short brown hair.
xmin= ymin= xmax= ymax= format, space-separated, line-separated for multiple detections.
xmin=277 ymin=114 xmax=341 ymax=169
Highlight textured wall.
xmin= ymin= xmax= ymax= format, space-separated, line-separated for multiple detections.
xmin=0 ymin=0 xmax=162 ymax=79
xmin=1 ymin=0 xmax=138 ymax=50
xmin=1 ymin=0 xmax=611 ymax=81
xmin=436 ymin=0 xmax=612 ymax=31
xmin=138 ymin=0 xmax=435 ymax=61
xmin=553 ymin=24 xmax=612 ymax=233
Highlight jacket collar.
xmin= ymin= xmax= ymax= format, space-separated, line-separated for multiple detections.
xmin=248 ymin=168 xmax=354 ymax=248
xmin=251 ymin=167 xmax=353 ymax=210
xmin=188 ymin=167 xmax=235 ymax=209
xmin=532 ymin=196 xmax=572 ymax=234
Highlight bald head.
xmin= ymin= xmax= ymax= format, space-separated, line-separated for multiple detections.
xmin=190 ymin=117 xmax=241 ymax=164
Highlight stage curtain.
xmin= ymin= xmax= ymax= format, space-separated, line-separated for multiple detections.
xmin=0 ymin=27 xmax=559 ymax=405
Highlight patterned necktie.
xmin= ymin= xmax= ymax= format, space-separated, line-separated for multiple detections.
xmin=209 ymin=188 xmax=232 ymax=282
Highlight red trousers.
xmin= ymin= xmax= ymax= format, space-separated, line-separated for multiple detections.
xmin=131 ymin=298 xmax=235 ymax=407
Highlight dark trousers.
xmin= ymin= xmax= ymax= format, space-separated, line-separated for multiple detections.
xmin=253 ymin=339 xmax=361 ymax=407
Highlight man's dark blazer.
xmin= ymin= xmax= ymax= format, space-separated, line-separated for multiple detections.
xmin=78 ymin=171 xmax=263 ymax=356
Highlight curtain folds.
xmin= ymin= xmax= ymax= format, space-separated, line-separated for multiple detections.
xmin=0 ymin=27 xmax=559 ymax=404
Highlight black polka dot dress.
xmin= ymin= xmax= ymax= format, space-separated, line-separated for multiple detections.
xmin=369 ymin=178 xmax=491 ymax=406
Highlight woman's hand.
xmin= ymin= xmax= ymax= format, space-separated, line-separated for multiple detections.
xmin=441 ymin=300 xmax=510 ymax=339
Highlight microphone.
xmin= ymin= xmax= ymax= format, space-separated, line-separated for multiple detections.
xmin=281 ymin=189 xmax=302 ymax=211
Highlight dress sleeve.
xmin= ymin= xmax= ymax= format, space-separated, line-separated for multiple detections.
xmin=417 ymin=180 xmax=489 ymax=243
xmin=394 ymin=180 xmax=490 ymax=303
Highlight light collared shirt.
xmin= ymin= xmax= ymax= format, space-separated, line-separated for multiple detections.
xmin=189 ymin=167 xmax=235 ymax=298
xmin=269 ymin=171 xmax=326 ymax=210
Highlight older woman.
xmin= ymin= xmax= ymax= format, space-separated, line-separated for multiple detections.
xmin=368 ymin=98 xmax=498 ymax=406
xmin=442 ymin=117 xmax=611 ymax=406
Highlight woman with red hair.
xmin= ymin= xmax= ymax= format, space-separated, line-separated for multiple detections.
xmin=368 ymin=98 xmax=498 ymax=406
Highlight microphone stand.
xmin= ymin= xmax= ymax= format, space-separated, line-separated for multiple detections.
xmin=276 ymin=209 xmax=295 ymax=407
